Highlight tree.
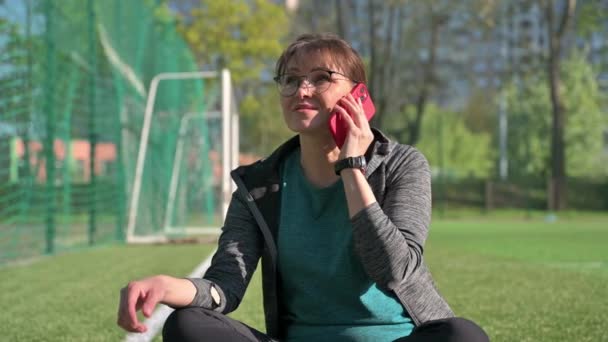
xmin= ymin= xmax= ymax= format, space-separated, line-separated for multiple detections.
xmin=176 ymin=0 xmax=291 ymax=155
xmin=366 ymin=0 xmax=454 ymax=146
xmin=406 ymin=104 xmax=495 ymax=179
xmin=542 ymin=0 xmax=576 ymax=210
xmin=462 ymin=87 xmax=498 ymax=135
xmin=284 ymin=0 xmax=504 ymax=147
xmin=0 ymin=1 xmax=44 ymax=182
xmin=503 ymin=52 xmax=606 ymax=181
xmin=177 ymin=0 xmax=286 ymax=85
xmin=560 ymin=52 xmax=607 ymax=179
xmin=356 ymin=1 xmax=479 ymax=145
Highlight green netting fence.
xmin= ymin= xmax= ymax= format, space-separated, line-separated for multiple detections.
xmin=0 ymin=0 xmax=221 ymax=264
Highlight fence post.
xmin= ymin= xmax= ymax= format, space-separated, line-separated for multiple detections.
xmin=484 ymin=180 xmax=493 ymax=212
xmin=524 ymin=178 xmax=532 ymax=219
xmin=44 ymin=0 xmax=56 ymax=254
xmin=88 ymin=0 xmax=98 ymax=245
xmin=547 ymin=178 xmax=554 ymax=211
xmin=23 ymin=0 xmax=33 ymax=204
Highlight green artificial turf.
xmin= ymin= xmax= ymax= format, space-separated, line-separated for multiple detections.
xmin=426 ymin=217 xmax=608 ymax=342
xmin=1 ymin=211 xmax=606 ymax=341
xmin=0 ymin=243 xmax=214 ymax=342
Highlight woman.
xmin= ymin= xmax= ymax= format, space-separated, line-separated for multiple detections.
xmin=117 ymin=33 xmax=489 ymax=342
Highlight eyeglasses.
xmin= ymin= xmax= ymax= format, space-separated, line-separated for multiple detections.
xmin=273 ymin=69 xmax=354 ymax=97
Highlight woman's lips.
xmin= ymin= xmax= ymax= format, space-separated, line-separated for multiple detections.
xmin=293 ymin=103 xmax=318 ymax=111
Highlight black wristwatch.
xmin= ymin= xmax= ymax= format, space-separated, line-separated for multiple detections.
xmin=334 ymin=156 xmax=367 ymax=175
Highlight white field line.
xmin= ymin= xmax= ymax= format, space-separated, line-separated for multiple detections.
xmin=124 ymin=249 xmax=216 ymax=342
xmin=544 ymin=261 xmax=607 ymax=269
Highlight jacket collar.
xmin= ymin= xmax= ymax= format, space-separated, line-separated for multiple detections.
xmin=234 ymin=127 xmax=393 ymax=184
xmin=365 ymin=127 xmax=392 ymax=176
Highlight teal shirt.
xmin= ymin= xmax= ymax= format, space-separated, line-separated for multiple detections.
xmin=278 ymin=149 xmax=414 ymax=342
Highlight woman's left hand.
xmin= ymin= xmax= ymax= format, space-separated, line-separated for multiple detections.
xmin=333 ymin=93 xmax=374 ymax=159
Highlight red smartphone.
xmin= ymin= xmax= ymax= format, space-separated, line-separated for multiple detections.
xmin=328 ymin=83 xmax=376 ymax=148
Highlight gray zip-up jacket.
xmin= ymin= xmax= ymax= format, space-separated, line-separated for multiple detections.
xmin=188 ymin=128 xmax=454 ymax=339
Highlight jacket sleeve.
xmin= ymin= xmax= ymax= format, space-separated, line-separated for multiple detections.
xmin=351 ymin=145 xmax=431 ymax=290
xmin=187 ymin=190 xmax=263 ymax=314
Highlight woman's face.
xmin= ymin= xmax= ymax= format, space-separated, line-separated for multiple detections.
xmin=279 ymin=50 xmax=354 ymax=137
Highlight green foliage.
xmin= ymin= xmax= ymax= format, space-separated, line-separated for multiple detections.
xmin=503 ymin=76 xmax=552 ymax=178
xmin=503 ymin=52 xmax=607 ymax=179
xmin=0 ymin=16 xmax=28 ymax=124
xmin=177 ymin=0 xmax=290 ymax=154
xmin=239 ymin=88 xmax=294 ymax=155
xmin=388 ymin=104 xmax=495 ymax=179
xmin=462 ymin=87 xmax=498 ymax=135
xmin=561 ymin=53 xmax=608 ymax=178
xmin=576 ymin=0 xmax=608 ymax=38
xmin=177 ymin=0 xmax=287 ymax=84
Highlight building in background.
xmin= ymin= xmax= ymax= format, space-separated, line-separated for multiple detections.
xmin=11 ymin=138 xmax=117 ymax=184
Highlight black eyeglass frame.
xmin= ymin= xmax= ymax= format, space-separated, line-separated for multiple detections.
xmin=273 ymin=69 xmax=359 ymax=97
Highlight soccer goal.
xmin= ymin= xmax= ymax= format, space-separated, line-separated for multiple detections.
xmin=126 ymin=70 xmax=239 ymax=244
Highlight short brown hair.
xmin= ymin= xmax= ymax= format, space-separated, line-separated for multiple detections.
xmin=275 ymin=33 xmax=367 ymax=84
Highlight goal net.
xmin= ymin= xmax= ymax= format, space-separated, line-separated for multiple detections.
xmin=126 ymin=70 xmax=238 ymax=243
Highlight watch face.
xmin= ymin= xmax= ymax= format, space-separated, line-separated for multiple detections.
xmin=350 ymin=156 xmax=366 ymax=168
xmin=210 ymin=286 xmax=220 ymax=305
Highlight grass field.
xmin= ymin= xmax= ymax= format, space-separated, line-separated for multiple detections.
xmin=0 ymin=210 xmax=606 ymax=341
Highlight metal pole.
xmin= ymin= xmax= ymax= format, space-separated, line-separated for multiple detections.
xmin=113 ymin=0 xmax=126 ymax=241
xmin=221 ymin=69 xmax=232 ymax=217
xmin=44 ymin=0 xmax=56 ymax=254
xmin=498 ymin=99 xmax=508 ymax=180
xmin=163 ymin=116 xmax=190 ymax=232
xmin=20 ymin=0 xmax=34 ymax=219
xmin=163 ymin=112 xmax=220 ymax=232
xmin=88 ymin=0 xmax=98 ymax=246
xmin=24 ymin=0 xmax=33 ymax=183
xmin=499 ymin=2 xmax=509 ymax=181
xmin=231 ymin=92 xmax=240 ymax=193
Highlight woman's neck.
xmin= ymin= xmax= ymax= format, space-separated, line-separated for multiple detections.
xmin=298 ymin=133 xmax=341 ymax=188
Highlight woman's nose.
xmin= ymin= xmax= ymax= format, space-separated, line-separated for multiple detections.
xmin=295 ymin=79 xmax=314 ymax=97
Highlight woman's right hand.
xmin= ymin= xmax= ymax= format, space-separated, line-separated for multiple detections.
xmin=116 ymin=275 xmax=168 ymax=333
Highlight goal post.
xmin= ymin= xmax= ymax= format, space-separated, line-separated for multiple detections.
xmin=126 ymin=70 xmax=238 ymax=243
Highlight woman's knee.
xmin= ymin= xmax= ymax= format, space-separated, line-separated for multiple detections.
xmin=445 ymin=317 xmax=489 ymax=342
xmin=163 ymin=307 xmax=217 ymax=341
xmin=163 ymin=307 xmax=264 ymax=342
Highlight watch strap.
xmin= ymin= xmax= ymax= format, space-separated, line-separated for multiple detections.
xmin=334 ymin=156 xmax=366 ymax=175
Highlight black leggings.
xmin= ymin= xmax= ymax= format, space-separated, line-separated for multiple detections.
xmin=162 ymin=308 xmax=490 ymax=342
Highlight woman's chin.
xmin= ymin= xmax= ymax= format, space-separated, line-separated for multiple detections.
xmin=286 ymin=115 xmax=330 ymax=134
xmin=288 ymin=121 xmax=324 ymax=134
